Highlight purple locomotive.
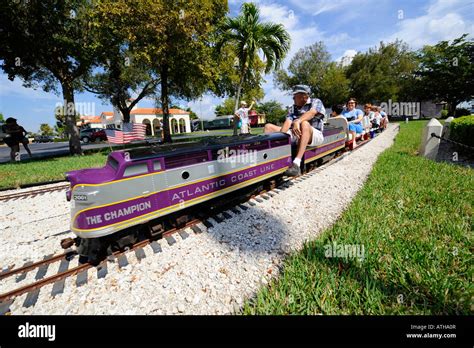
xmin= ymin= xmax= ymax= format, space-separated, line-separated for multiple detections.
xmin=66 ymin=120 xmax=347 ymax=262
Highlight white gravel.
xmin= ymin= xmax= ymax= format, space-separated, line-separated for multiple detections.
xmin=1 ymin=125 xmax=399 ymax=314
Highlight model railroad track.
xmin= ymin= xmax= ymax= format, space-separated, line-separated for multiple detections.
xmin=0 ymin=135 xmax=377 ymax=314
xmin=0 ymin=183 xmax=70 ymax=202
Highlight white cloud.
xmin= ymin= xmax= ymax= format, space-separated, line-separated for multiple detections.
xmin=288 ymin=0 xmax=374 ymax=16
xmin=0 ymin=74 xmax=60 ymax=101
xmin=337 ymin=49 xmax=358 ymax=66
xmin=187 ymin=94 xmax=224 ymax=120
xmin=387 ymin=0 xmax=474 ymax=48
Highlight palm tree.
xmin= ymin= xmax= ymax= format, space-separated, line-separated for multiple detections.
xmin=217 ymin=3 xmax=290 ymax=135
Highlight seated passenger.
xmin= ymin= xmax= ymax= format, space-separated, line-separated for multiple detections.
xmin=364 ymin=103 xmax=373 ymax=120
xmin=264 ymin=84 xmax=325 ymax=176
xmin=370 ymin=105 xmax=382 ymax=129
xmin=331 ymin=104 xmax=344 ymax=118
xmin=378 ymin=106 xmax=388 ymax=130
xmin=341 ymin=98 xmax=364 ymax=147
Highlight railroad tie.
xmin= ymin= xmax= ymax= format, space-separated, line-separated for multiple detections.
xmin=165 ymin=236 xmax=176 ymax=246
xmin=212 ymin=215 xmax=224 ymax=223
xmin=35 ymin=255 xmax=54 ymax=280
xmin=23 ymin=289 xmax=40 ymax=308
xmin=51 ymin=258 xmax=70 ymax=296
xmin=255 ymin=197 xmax=264 ymax=203
xmin=202 ymin=220 xmax=214 ymax=229
xmin=248 ymin=200 xmax=257 ymax=206
xmin=178 ymin=230 xmax=189 ymax=240
xmin=117 ymin=254 xmax=128 ymax=268
xmin=16 ymin=261 xmax=33 ymax=282
xmin=190 ymin=225 xmax=203 ymax=234
xmin=0 ymin=299 xmax=14 ymax=315
xmin=76 ymin=270 xmax=88 ymax=287
xmin=0 ymin=265 xmax=14 ymax=276
xmin=238 ymin=204 xmax=248 ymax=211
xmin=97 ymin=262 xmax=108 ymax=279
xmin=150 ymin=241 xmax=163 ymax=253
xmin=230 ymin=207 xmax=241 ymax=215
xmin=134 ymin=248 xmax=146 ymax=262
xmin=222 ymin=211 xmax=233 ymax=220
xmin=267 ymin=192 xmax=276 ymax=197
xmin=261 ymin=194 xmax=270 ymax=200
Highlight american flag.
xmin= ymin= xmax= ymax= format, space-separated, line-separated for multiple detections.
xmin=105 ymin=123 xmax=147 ymax=144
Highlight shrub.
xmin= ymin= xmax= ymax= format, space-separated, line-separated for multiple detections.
xmin=450 ymin=115 xmax=474 ymax=147
xmin=441 ymin=109 xmax=448 ymax=118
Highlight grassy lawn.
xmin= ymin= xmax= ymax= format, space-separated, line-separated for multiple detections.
xmin=242 ymin=120 xmax=473 ymax=315
xmin=0 ymin=152 xmax=107 ymax=189
xmin=0 ymin=128 xmax=265 ymax=189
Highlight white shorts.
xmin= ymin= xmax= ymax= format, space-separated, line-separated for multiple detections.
xmin=287 ymin=127 xmax=324 ymax=147
xmin=240 ymin=123 xmax=249 ymax=134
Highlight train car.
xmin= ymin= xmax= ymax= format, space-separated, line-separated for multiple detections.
xmin=66 ymin=133 xmax=292 ymax=260
xmin=66 ymin=118 xmax=349 ymax=261
xmin=203 ymin=116 xmax=234 ymax=130
xmin=303 ymin=119 xmax=347 ymax=164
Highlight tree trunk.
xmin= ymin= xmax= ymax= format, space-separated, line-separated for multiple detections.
xmin=61 ymin=81 xmax=82 ymax=155
xmin=233 ymin=74 xmax=244 ymax=136
xmin=447 ymin=100 xmax=458 ymax=116
xmin=122 ymin=108 xmax=131 ymax=124
xmin=161 ymin=66 xmax=172 ymax=143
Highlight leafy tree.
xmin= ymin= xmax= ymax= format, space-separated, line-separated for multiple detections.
xmin=212 ymin=44 xmax=266 ymax=104
xmin=147 ymin=0 xmax=228 ymax=142
xmin=256 ymin=100 xmax=287 ymax=125
xmin=275 ymin=42 xmax=350 ymax=106
xmin=345 ymin=40 xmax=417 ymax=103
xmin=40 ymin=123 xmax=54 ymax=136
xmin=54 ymin=106 xmax=81 ymax=138
xmin=414 ymin=34 xmax=474 ymax=114
xmin=82 ymin=0 xmax=161 ymax=123
xmin=0 ymin=0 xmax=98 ymax=155
xmin=185 ymin=107 xmax=198 ymax=120
xmin=214 ymin=89 xmax=264 ymax=117
xmin=0 ymin=113 xmax=4 ymax=122
xmin=215 ymin=98 xmax=236 ymax=116
xmin=217 ymin=2 xmax=290 ymax=134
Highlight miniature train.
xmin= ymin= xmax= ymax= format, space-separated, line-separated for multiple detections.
xmin=66 ymin=117 xmax=371 ymax=262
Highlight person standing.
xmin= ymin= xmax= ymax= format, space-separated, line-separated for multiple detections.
xmin=2 ymin=118 xmax=32 ymax=161
xmin=234 ymin=100 xmax=255 ymax=135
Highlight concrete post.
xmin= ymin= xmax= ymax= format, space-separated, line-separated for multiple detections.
xmin=443 ymin=116 xmax=454 ymax=139
xmin=419 ymin=118 xmax=443 ymax=160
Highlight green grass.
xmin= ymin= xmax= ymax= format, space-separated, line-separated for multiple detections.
xmin=0 ymin=152 xmax=108 ymax=189
xmin=242 ymin=121 xmax=473 ymax=315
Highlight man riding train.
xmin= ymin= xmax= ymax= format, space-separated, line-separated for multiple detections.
xmin=264 ymin=84 xmax=325 ymax=177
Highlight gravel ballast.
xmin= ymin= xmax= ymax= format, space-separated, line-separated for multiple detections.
xmin=1 ymin=124 xmax=399 ymax=314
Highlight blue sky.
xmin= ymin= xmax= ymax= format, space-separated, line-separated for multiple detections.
xmin=0 ymin=0 xmax=472 ymax=132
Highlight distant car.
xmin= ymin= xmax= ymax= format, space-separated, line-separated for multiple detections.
xmin=80 ymin=128 xmax=107 ymax=143
xmin=34 ymin=135 xmax=54 ymax=143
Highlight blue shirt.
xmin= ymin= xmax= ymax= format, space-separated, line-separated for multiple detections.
xmin=341 ymin=108 xmax=363 ymax=121
xmin=287 ymin=97 xmax=326 ymax=131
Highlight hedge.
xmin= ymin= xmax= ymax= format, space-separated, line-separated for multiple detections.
xmin=450 ymin=115 xmax=474 ymax=147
